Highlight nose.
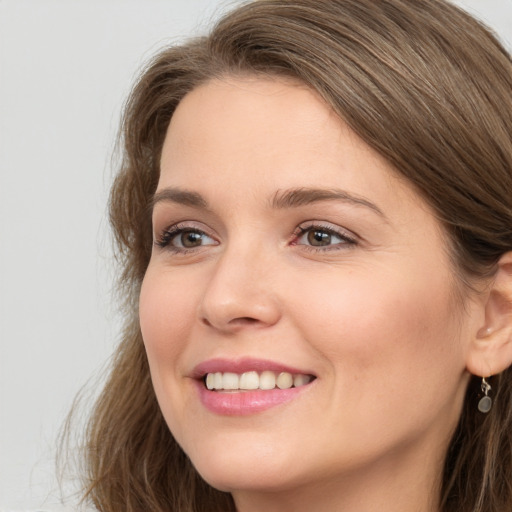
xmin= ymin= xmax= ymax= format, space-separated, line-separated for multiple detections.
xmin=198 ymin=246 xmax=281 ymax=334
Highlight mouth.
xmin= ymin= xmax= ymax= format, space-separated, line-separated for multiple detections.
xmin=192 ymin=358 xmax=317 ymax=415
xmin=203 ymin=371 xmax=315 ymax=391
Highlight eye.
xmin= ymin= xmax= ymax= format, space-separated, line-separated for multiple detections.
xmin=294 ymin=224 xmax=356 ymax=249
xmin=173 ymin=230 xmax=214 ymax=248
xmin=155 ymin=226 xmax=217 ymax=251
xmin=304 ymin=228 xmax=334 ymax=247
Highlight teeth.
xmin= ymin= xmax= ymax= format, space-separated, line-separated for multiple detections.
xmin=204 ymin=371 xmax=312 ymax=391
xmin=276 ymin=372 xmax=293 ymax=389
xmin=206 ymin=373 xmax=215 ymax=390
xmin=293 ymin=374 xmax=310 ymax=387
xmin=240 ymin=371 xmax=259 ymax=390
xmin=259 ymin=370 xmax=276 ymax=390
xmin=222 ymin=372 xmax=239 ymax=390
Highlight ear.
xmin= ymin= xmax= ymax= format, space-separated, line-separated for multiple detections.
xmin=466 ymin=252 xmax=512 ymax=377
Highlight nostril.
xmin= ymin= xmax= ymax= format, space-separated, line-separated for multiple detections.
xmin=230 ymin=317 xmax=259 ymax=325
xmin=202 ymin=316 xmax=258 ymax=325
xmin=201 ymin=315 xmax=260 ymax=331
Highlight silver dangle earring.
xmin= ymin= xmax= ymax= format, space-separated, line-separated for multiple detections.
xmin=478 ymin=377 xmax=492 ymax=413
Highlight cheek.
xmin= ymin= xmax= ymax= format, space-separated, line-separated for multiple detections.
xmin=139 ymin=267 xmax=204 ymax=445
xmin=139 ymin=268 xmax=197 ymax=371
xmin=292 ymin=265 xmax=465 ymax=400
xmin=286 ymin=266 xmax=467 ymax=459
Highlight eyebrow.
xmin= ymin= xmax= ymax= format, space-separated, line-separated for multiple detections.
xmin=270 ymin=187 xmax=386 ymax=218
xmin=151 ymin=187 xmax=209 ymax=210
xmin=150 ymin=186 xmax=386 ymax=219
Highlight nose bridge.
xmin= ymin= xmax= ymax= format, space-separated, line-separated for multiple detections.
xmin=199 ymin=239 xmax=281 ymax=332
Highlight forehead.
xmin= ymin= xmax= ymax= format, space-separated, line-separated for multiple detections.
xmin=160 ymin=77 xmax=404 ymax=200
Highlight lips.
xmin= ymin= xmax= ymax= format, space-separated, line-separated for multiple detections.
xmin=191 ymin=358 xmax=316 ymax=415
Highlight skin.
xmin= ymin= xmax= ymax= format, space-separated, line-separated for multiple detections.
xmin=139 ymin=77 xmax=487 ymax=512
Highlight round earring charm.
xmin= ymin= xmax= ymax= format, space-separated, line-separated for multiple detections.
xmin=478 ymin=377 xmax=492 ymax=413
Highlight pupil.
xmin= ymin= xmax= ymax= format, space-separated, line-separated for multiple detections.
xmin=182 ymin=231 xmax=202 ymax=247
xmin=308 ymin=229 xmax=331 ymax=246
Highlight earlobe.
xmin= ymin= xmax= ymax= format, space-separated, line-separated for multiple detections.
xmin=466 ymin=252 xmax=512 ymax=378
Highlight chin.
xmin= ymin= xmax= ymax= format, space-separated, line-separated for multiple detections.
xmin=196 ymin=464 xmax=297 ymax=494
xmin=184 ymin=436 xmax=302 ymax=493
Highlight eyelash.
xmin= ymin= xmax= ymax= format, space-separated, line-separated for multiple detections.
xmin=154 ymin=222 xmax=357 ymax=254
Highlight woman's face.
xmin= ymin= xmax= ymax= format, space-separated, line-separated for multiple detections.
xmin=140 ymin=77 xmax=475 ymax=500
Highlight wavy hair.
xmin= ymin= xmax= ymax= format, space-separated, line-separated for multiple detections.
xmin=74 ymin=1 xmax=512 ymax=510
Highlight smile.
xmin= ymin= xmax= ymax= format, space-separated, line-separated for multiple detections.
xmin=193 ymin=359 xmax=317 ymax=415
xmin=205 ymin=371 xmax=313 ymax=391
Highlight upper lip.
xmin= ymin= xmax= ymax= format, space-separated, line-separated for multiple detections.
xmin=191 ymin=357 xmax=316 ymax=379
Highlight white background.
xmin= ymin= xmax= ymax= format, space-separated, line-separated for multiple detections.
xmin=1 ymin=1 xmax=511 ymax=510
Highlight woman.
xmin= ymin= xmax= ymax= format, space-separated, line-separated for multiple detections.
xmin=77 ymin=0 xmax=512 ymax=510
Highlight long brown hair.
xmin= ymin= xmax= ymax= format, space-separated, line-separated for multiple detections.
xmin=74 ymin=1 xmax=512 ymax=510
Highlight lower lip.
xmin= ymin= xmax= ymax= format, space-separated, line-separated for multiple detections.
xmin=195 ymin=380 xmax=312 ymax=416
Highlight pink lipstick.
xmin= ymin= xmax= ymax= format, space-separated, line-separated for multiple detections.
xmin=192 ymin=358 xmax=316 ymax=416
